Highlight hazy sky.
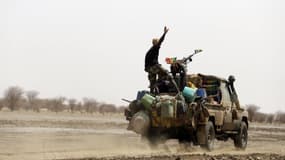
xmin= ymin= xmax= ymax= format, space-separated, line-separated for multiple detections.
xmin=0 ymin=0 xmax=284 ymax=113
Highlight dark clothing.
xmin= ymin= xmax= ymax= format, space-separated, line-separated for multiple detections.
xmin=144 ymin=45 xmax=160 ymax=69
xmin=170 ymin=62 xmax=187 ymax=91
xmin=144 ymin=32 xmax=166 ymax=70
xmin=144 ymin=31 xmax=167 ymax=94
xmin=145 ymin=64 xmax=168 ymax=81
xmin=145 ymin=64 xmax=169 ymax=94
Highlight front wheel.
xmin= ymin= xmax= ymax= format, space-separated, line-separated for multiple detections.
xmin=234 ymin=122 xmax=248 ymax=149
xmin=199 ymin=121 xmax=215 ymax=151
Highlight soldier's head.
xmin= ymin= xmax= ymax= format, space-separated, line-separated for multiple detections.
xmin=228 ymin=75 xmax=236 ymax=83
xmin=152 ymin=38 xmax=159 ymax=45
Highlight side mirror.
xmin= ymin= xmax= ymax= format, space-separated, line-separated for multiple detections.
xmin=194 ymin=49 xmax=203 ymax=54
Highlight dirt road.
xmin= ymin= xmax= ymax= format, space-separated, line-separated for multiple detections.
xmin=0 ymin=111 xmax=284 ymax=160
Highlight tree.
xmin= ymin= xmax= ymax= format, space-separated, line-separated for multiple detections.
xmin=265 ymin=114 xmax=274 ymax=123
xmin=75 ymin=102 xmax=83 ymax=113
xmin=246 ymin=104 xmax=260 ymax=122
xmin=99 ymin=103 xmax=116 ymax=114
xmin=26 ymin=90 xmax=39 ymax=112
xmin=68 ymin=98 xmax=77 ymax=113
xmin=117 ymin=105 xmax=127 ymax=113
xmin=0 ymin=98 xmax=4 ymax=110
xmin=82 ymin=98 xmax=98 ymax=113
xmin=49 ymin=97 xmax=66 ymax=113
xmin=253 ymin=112 xmax=266 ymax=123
xmin=274 ymin=111 xmax=285 ymax=123
xmin=4 ymin=86 xmax=23 ymax=111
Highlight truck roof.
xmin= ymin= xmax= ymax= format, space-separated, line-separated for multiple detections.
xmin=197 ymin=73 xmax=228 ymax=83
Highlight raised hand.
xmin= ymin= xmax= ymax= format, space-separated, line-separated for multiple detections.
xmin=164 ymin=26 xmax=169 ymax=34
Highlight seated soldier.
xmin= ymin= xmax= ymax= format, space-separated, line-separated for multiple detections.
xmin=170 ymin=62 xmax=187 ymax=91
xmin=208 ymin=97 xmax=218 ymax=105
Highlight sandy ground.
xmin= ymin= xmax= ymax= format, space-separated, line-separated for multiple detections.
xmin=0 ymin=111 xmax=284 ymax=160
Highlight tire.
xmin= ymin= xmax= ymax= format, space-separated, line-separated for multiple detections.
xmin=200 ymin=121 xmax=215 ymax=151
xmin=234 ymin=121 xmax=248 ymax=150
xmin=142 ymin=128 xmax=166 ymax=148
xmin=178 ymin=140 xmax=192 ymax=152
xmin=142 ymin=135 xmax=159 ymax=148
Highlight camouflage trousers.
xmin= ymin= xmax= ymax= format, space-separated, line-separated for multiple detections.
xmin=145 ymin=64 xmax=169 ymax=93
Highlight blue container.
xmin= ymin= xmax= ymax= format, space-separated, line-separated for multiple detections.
xmin=182 ymin=87 xmax=197 ymax=102
xmin=196 ymin=88 xmax=207 ymax=98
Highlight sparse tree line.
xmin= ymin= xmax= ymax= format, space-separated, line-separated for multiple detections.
xmin=246 ymin=104 xmax=285 ymax=124
xmin=1 ymin=86 xmax=284 ymax=123
xmin=0 ymin=86 xmax=126 ymax=114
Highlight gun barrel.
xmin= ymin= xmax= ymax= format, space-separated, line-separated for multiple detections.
xmin=121 ymin=98 xmax=132 ymax=103
xmin=183 ymin=49 xmax=203 ymax=63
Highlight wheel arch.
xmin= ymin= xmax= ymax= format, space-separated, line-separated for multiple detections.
xmin=209 ymin=116 xmax=216 ymax=129
xmin=242 ymin=116 xmax=248 ymax=128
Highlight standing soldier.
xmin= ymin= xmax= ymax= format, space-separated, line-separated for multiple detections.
xmin=144 ymin=26 xmax=169 ymax=93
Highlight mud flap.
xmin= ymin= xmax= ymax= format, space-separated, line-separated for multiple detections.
xmin=222 ymin=120 xmax=241 ymax=131
xmin=127 ymin=122 xmax=132 ymax=130
xmin=233 ymin=120 xmax=242 ymax=131
xmin=196 ymin=125 xmax=206 ymax=144
xmin=124 ymin=109 xmax=132 ymax=121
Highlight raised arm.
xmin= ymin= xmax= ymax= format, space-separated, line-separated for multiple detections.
xmin=157 ymin=26 xmax=169 ymax=46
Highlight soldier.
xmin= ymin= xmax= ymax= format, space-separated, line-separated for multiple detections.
xmin=144 ymin=26 xmax=169 ymax=93
xmin=170 ymin=61 xmax=187 ymax=91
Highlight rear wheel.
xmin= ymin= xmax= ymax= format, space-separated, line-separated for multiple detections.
xmin=178 ymin=139 xmax=192 ymax=151
xmin=142 ymin=128 xmax=166 ymax=148
xmin=234 ymin=122 xmax=248 ymax=149
xmin=142 ymin=135 xmax=159 ymax=148
xmin=199 ymin=121 xmax=215 ymax=151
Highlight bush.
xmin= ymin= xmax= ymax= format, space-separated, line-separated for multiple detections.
xmin=99 ymin=103 xmax=116 ymax=114
xmin=83 ymin=98 xmax=98 ymax=113
xmin=4 ymin=86 xmax=24 ymax=111
xmin=274 ymin=111 xmax=285 ymax=123
xmin=0 ymin=98 xmax=4 ymax=110
xmin=117 ymin=106 xmax=127 ymax=113
xmin=26 ymin=90 xmax=40 ymax=112
xmin=48 ymin=97 xmax=66 ymax=113
xmin=68 ymin=98 xmax=77 ymax=113
xmin=246 ymin=104 xmax=260 ymax=122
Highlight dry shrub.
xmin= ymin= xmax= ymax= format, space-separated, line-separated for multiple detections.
xmin=0 ymin=98 xmax=4 ymax=110
xmin=4 ymin=86 xmax=24 ymax=111
xmin=253 ymin=112 xmax=267 ymax=123
xmin=266 ymin=114 xmax=274 ymax=123
xmin=246 ymin=104 xmax=285 ymax=123
xmin=246 ymin=104 xmax=260 ymax=122
xmin=274 ymin=111 xmax=285 ymax=123
xmin=83 ymin=98 xmax=98 ymax=113
xmin=48 ymin=97 xmax=66 ymax=113
xmin=68 ymin=98 xmax=77 ymax=113
xmin=117 ymin=106 xmax=127 ymax=113
xmin=99 ymin=103 xmax=116 ymax=114
xmin=26 ymin=90 xmax=40 ymax=112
